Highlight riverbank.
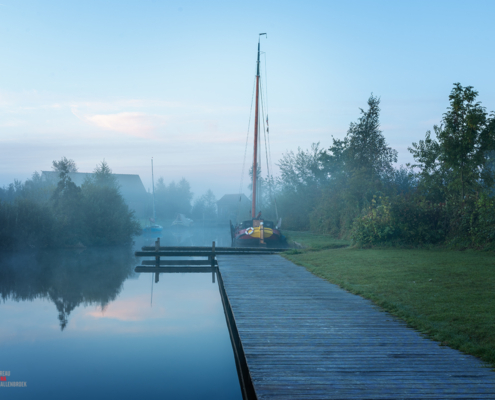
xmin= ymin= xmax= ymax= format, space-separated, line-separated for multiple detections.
xmin=283 ymin=231 xmax=495 ymax=368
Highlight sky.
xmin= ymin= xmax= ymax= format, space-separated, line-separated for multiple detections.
xmin=1 ymin=0 xmax=495 ymax=198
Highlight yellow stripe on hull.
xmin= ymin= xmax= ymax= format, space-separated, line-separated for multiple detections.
xmin=250 ymin=227 xmax=273 ymax=239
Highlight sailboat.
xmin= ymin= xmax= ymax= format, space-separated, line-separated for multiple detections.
xmin=143 ymin=158 xmax=163 ymax=234
xmin=231 ymin=34 xmax=284 ymax=247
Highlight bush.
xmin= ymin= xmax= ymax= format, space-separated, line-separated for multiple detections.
xmin=351 ymin=196 xmax=396 ymax=246
xmin=470 ymin=194 xmax=495 ymax=250
xmin=389 ymin=196 xmax=447 ymax=245
xmin=351 ymin=195 xmax=447 ymax=247
xmin=448 ymin=194 xmax=495 ymax=250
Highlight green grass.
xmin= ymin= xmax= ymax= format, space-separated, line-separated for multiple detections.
xmin=283 ymin=235 xmax=495 ymax=368
xmin=285 ymin=230 xmax=350 ymax=250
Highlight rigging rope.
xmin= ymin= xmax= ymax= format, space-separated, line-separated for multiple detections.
xmin=259 ymin=59 xmax=279 ymax=221
xmin=263 ymin=52 xmax=269 ymax=120
xmin=236 ymin=76 xmax=256 ymax=223
xmin=259 ymin=79 xmax=277 ymax=219
xmin=264 ymin=54 xmax=279 ymax=221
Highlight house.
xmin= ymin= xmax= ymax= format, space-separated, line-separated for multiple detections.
xmin=41 ymin=171 xmax=149 ymax=217
xmin=216 ymin=194 xmax=251 ymax=223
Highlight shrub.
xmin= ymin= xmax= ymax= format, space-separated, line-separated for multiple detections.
xmin=448 ymin=194 xmax=495 ymax=250
xmin=389 ymin=196 xmax=447 ymax=245
xmin=351 ymin=196 xmax=396 ymax=246
xmin=351 ymin=195 xmax=447 ymax=247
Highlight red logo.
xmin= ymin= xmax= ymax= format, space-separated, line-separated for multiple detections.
xmin=0 ymin=377 xmax=6 ymax=381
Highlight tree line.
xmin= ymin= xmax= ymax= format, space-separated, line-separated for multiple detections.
xmin=270 ymin=83 xmax=495 ymax=249
xmin=0 ymin=159 xmax=140 ymax=250
xmin=153 ymin=178 xmax=217 ymax=221
xmin=0 ymin=158 xmax=220 ymax=250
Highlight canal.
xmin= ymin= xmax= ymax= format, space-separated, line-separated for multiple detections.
xmin=0 ymin=226 xmax=243 ymax=399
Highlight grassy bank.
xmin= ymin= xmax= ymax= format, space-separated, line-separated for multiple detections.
xmin=283 ymin=233 xmax=495 ymax=368
xmin=285 ymin=230 xmax=351 ymax=250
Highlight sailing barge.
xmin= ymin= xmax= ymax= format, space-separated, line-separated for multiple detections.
xmin=231 ymin=34 xmax=284 ymax=247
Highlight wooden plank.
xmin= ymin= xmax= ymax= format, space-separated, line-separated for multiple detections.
xmin=141 ymin=246 xmax=288 ymax=252
xmin=135 ymin=250 xmax=279 ymax=257
xmin=217 ymin=254 xmax=495 ymax=399
xmin=141 ymin=259 xmax=215 ymax=266
xmin=134 ymin=266 xmax=216 ymax=273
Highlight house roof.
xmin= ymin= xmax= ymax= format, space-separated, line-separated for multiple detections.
xmin=217 ymin=194 xmax=251 ymax=206
xmin=41 ymin=171 xmax=147 ymax=198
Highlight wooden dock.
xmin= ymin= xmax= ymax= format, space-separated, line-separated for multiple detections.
xmin=217 ymin=254 xmax=495 ymax=399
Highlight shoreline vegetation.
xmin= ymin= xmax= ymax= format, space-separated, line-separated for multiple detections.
xmin=268 ymin=84 xmax=495 ymax=252
xmin=0 ymin=158 xmax=219 ymax=251
xmin=284 ymin=230 xmax=495 ymax=369
xmin=0 ymin=159 xmax=141 ymax=251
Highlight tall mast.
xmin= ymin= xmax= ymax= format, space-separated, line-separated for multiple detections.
xmin=252 ymin=33 xmax=266 ymax=218
xmin=151 ymin=157 xmax=156 ymax=221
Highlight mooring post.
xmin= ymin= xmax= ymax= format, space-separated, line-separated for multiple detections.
xmin=211 ymin=241 xmax=216 ymax=268
xmin=155 ymin=237 xmax=160 ymax=266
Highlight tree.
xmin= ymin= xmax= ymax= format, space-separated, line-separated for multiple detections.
xmin=92 ymin=160 xmax=118 ymax=188
xmin=310 ymin=95 xmax=398 ymax=235
xmin=154 ymin=177 xmax=193 ymax=219
xmin=50 ymin=159 xmax=84 ymax=245
xmin=52 ymin=157 xmax=78 ymax=174
xmin=80 ymin=180 xmax=140 ymax=246
xmin=277 ymin=143 xmax=325 ymax=191
xmin=321 ymin=94 xmax=397 ymax=189
xmin=439 ymin=84 xmax=495 ymax=198
xmin=274 ymin=143 xmax=325 ymax=230
xmin=409 ymin=84 xmax=495 ymax=201
xmin=191 ymin=190 xmax=217 ymax=220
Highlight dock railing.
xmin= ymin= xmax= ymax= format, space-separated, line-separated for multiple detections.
xmin=134 ymin=239 xmax=287 ymax=279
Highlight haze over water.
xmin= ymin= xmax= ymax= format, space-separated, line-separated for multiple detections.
xmin=0 ymin=227 xmax=242 ymax=399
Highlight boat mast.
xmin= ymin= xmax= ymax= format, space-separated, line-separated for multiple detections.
xmin=151 ymin=157 xmax=156 ymax=222
xmin=252 ymin=33 xmax=266 ymax=218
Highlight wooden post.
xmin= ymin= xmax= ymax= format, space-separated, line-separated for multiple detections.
xmin=211 ymin=241 xmax=216 ymax=268
xmin=155 ymin=238 xmax=160 ymax=266
xmin=155 ymin=237 xmax=160 ymax=283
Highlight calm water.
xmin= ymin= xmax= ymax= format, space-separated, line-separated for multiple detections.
xmin=0 ymin=227 xmax=242 ymax=399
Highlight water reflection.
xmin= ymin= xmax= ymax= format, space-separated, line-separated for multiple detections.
xmin=0 ymin=248 xmax=135 ymax=330
xmin=0 ymin=227 xmax=242 ymax=400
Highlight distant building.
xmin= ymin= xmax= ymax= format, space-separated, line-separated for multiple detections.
xmin=41 ymin=171 xmax=148 ymax=217
xmin=216 ymin=194 xmax=251 ymax=223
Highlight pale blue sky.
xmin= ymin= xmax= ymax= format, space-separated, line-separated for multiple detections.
xmin=1 ymin=0 xmax=494 ymax=197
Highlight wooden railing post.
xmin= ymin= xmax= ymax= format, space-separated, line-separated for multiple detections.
xmin=155 ymin=237 xmax=160 ymax=266
xmin=211 ymin=241 xmax=216 ymax=268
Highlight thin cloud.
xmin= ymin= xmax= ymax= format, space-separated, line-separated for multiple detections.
xmin=78 ymin=111 xmax=168 ymax=138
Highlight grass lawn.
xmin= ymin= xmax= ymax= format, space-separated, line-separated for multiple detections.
xmin=284 ymin=230 xmax=350 ymax=250
xmin=283 ymin=232 xmax=495 ymax=368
